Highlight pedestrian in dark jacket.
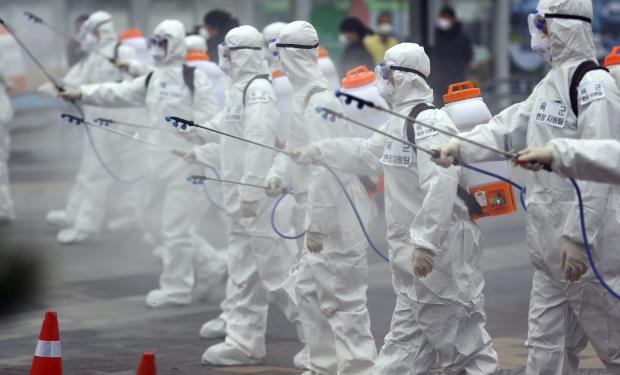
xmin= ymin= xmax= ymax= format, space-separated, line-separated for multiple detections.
xmin=339 ymin=17 xmax=375 ymax=77
xmin=430 ymin=6 xmax=473 ymax=105
xmin=202 ymin=9 xmax=239 ymax=64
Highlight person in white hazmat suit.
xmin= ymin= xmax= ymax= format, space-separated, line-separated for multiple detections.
xmin=60 ymin=19 xmax=220 ymax=308
xmin=434 ymin=0 xmax=620 ymax=373
xmin=185 ymin=25 xmax=303 ymax=366
xmin=185 ymin=34 xmax=230 ymax=107
xmin=295 ymin=42 xmax=499 ymax=374
xmin=44 ymin=11 xmax=137 ymax=244
xmin=264 ymin=21 xmax=377 ymax=375
xmin=0 ymin=59 xmax=15 ymax=224
xmin=518 ymin=139 xmax=620 ymax=184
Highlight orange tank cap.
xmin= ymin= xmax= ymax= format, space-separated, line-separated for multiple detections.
xmin=604 ymin=46 xmax=620 ymax=67
xmin=319 ymin=45 xmax=329 ymax=58
xmin=119 ymin=27 xmax=143 ymax=41
xmin=272 ymin=69 xmax=284 ymax=79
xmin=186 ymin=50 xmax=209 ymax=61
xmin=443 ymin=81 xmax=482 ymax=104
xmin=341 ymin=65 xmax=376 ymax=89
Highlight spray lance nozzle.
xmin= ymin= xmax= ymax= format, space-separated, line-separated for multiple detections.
xmin=24 ymin=12 xmax=43 ymax=23
xmin=187 ymin=175 xmax=206 ymax=185
xmin=315 ymin=107 xmax=339 ymax=123
xmin=61 ymin=113 xmax=85 ymax=126
xmin=93 ymin=118 xmax=112 ymax=127
xmin=336 ymin=90 xmax=374 ymax=110
xmin=165 ymin=115 xmax=193 ymax=131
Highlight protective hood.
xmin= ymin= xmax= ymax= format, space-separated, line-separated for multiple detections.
xmin=537 ymin=0 xmax=596 ymax=67
xmin=152 ymin=19 xmax=187 ymax=66
xmin=186 ymin=35 xmax=206 ymax=52
xmin=78 ymin=11 xmax=116 ymax=52
xmin=262 ymin=22 xmax=287 ymax=72
xmin=225 ymin=25 xmax=268 ymax=80
xmin=277 ymin=21 xmax=329 ymax=90
xmin=384 ymin=43 xmax=433 ymax=109
xmin=262 ymin=22 xmax=287 ymax=45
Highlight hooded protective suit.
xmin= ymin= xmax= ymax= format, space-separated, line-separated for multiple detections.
xmin=544 ymin=139 xmax=620 ymax=184
xmin=267 ymin=21 xmax=377 ymax=375
xmin=195 ymin=25 xmax=301 ymax=365
xmin=437 ymin=1 xmax=620 ymax=373
xmin=0 ymin=60 xmax=14 ymax=223
xmin=311 ymin=43 xmax=498 ymax=374
xmin=77 ymin=19 xmax=220 ymax=307
xmin=46 ymin=11 xmax=132 ymax=243
xmin=185 ymin=35 xmax=230 ymax=107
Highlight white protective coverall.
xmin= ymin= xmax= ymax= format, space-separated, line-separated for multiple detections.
xmin=48 ymin=11 xmax=134 ymax=244
xmin=437 ymin=0 xmax=620 ymax=373
xmin=77 ymin=19 xmax=220 ymax=307
xmin=267 ymin=21 xmax=377 ymax=375
xmin=0 ymin=60 xmax=14 ymax=223
xmin=311 ymin=43 xmax=498 ymax=374
xmin=196 ymin=25 xmax=301 ymax=365
xmin=546 ymin=138 xmax=620 ymax=184
xmin=185 ymin=34 xmax=230 ymax=107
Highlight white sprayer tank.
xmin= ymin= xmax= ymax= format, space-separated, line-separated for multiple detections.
xmin=443 ymin=81 xmax=517 ymax=218
xmin=271 ymin=69 xmax=294 ymax=147
xmin=339 ymin=65 xmax=390 ymax=138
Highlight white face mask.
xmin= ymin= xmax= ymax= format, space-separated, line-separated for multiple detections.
xmin=437 ymin=18 xmax=453 ymax=31
xmin=338 ymin=34 xmax=350 ymax=46
xmin=81 ymin=33 xmax=98 ymax=53
xmin=200 ymin=27 xmax=210 ymax=40
xmin=150 ymin=46 xmax=167 ymax=63
xmin=375 ymin=63 xmax=395 ymax=102
xmin=218 ymin=43 xmax=231 ymax=74
xmin=528 ymin=13 xmax=551 ymax=63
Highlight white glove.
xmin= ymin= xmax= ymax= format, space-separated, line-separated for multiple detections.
xmin=561 ymin=240 xmax=589 ymax=283
xmin=240 ymin=201 xmax=258 ymax=218
xmin=293 ymin=144 xmax=321 ymax=165
xmin=305 ymin=231 xmax=325 ymax=254
xmin=431 ymin=138 xmax=461 ymax=168
xmin=58 ymin=87 xmax=82 ymax=101
xmin=265 ymin=176 xmax=284 ymax=198
xmin=516 ymin=147 xmax=554 ymax=171
xmin=412 ymin=247 xmax=435 ymax=278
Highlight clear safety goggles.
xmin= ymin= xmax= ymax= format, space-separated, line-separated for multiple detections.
xmin=268 ymin=38 xmax=319 ymax=57
xmin=375 ymin=61 xmax=428 ymax=83
xmin=148 ymin=35 xmax=167 ymax=49
xmin=528 ymin=10 xmax=592 ymax=32
xmin=218 ymin=42 xmax=262 ymax=60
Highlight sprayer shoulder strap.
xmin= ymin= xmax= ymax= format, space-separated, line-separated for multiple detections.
xmin=570 ymin=60 xmax=609 ymax=117
xmin=143 ymin=65 xmax=196 ymax=97
xmin=404 ymin=102 xmax=483 ymax=217
xmin=243 ymin=74 xmax=271 ymax=107
xmin=404 ymin=103 xmax=435 ymax=144
xmin=304 ymin=86 xmax=330 ymax=109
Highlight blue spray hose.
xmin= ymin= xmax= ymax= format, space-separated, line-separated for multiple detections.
xmin=271 ymin=192 xmax=305 ymax=240
xmin=571 ymin=178 xmax=620 ymax=300
xmin=83 ymin=123 xmax=144 ymax=185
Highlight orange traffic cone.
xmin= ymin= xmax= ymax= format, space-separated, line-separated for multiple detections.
xmin=137 ymin=352 xmax=157 ymax=375
xmin=29 ymin=311 xmax=62 ymax=375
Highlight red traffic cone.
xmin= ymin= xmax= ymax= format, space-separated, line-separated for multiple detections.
xmin=137 ymin=352 xmax=157 ymax=375
xmin=29 ymin=311 xmax=62 ymax=375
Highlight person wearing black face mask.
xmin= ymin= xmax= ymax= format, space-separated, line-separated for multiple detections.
xmin=429 ymin=6 xmax=473 ymax=105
